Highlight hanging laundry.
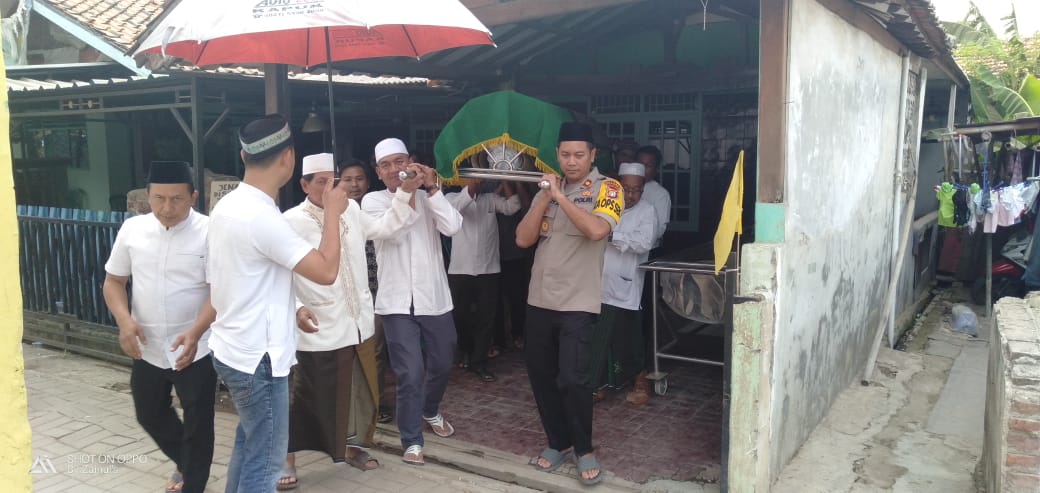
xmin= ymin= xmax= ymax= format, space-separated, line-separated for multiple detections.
xmin=1011 ymin=151 xmax=1024 ymax=185
xmin=983 ymin=190 xmax=999 ymax=233
xmin=937 ymin=181 xmax=957 ymax=227
xmin=1022 ymin=181 xmax=1040 ymax=213
xmin=953 ymin=189 xmax=970 ymax=226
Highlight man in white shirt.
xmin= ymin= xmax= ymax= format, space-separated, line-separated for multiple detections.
xmin=361 ymin=138 xmax=463 ymax=466
xmin=207 ymin=115 xmax=349 ymax=493
xmin=277 ymin=153 xmax=418 ymax=488
xmin=589 ymin=163 xmax=656 ymax=398
xmin=636 ymin=145 xmax=670 ymax=249
xmin=103 ymin=161 xmax=216 ymax=493
xmin=631 ymin=145 xmax=671 ymax=406
xmin=446 ymin=180 xmax=521 ymax=382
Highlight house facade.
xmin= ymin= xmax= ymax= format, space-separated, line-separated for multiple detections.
xmin=5 ymin=0 xmax=969 ymax=489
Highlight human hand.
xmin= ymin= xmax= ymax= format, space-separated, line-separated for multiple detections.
xmin=543 ymin=174 xmax=564 ymax=202
xmin=400 ymin=164 xmax=422 ymax=193
xmin=418 ymin=164 xmax=440 ymax=189
xmin=117 ymin=319 xmax=145 ymax=360
xmin=296 ymin=307 xmax=319 ymax=333
xmin=169 ymin=331 xmax=198 ymax=371
xmin=322 ymin=175 xmax=350 ymax=216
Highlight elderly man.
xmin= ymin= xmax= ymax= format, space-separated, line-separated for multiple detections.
xmin=103 ymin=161 xmax=216 ymax=493
xmin=446 ymin=179 xmax=521 ymax=382
xmin=515 ymin=121 xmax=624 ymax=486
xmin=278 ymin=153 xmax=419 ymax=489
xmin=340 ymin=158 xmax=394 ymax=424
xmin=589 ymin=162 xmax=657 ymax=398
xmin=207 ymin=115 xmax=349 ymax=493
xmin=361 ymin=138 xmax=463 ymax=466
xmin=629 ymin=145 xmax=672 ymax=406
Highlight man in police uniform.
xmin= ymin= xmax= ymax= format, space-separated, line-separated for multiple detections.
xmin=515 ymin=121 xmax=623 ymax=486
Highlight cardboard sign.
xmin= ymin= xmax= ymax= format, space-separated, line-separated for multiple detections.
xmin=209 ymin=180 xmax=240 ymax=213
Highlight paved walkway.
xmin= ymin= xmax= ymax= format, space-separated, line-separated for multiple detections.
xmin=24 ymin=344 xmax=537 ymax=493
xmin=772 ymin=288 xmax=986 ymax=493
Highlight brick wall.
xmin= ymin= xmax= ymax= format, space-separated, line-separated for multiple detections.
xmin=985 ymin=295 xmax=1040 ymax=492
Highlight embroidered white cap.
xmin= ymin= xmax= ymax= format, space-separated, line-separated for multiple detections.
xmin=301 ymin=153 xmax=335 ymax=176
xmin=374 ymin=138 xmax=409 ymax=163
xmin=618 ymin=162 xmax=646 ymax=177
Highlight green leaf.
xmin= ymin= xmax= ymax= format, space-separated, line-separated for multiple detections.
xmin=969 ymin=83 xmax=1001 ymax=123
xmin=976 ymin=66 xmax=1034 ymax=119
xmin=1019 ymin=73 xmax=1040 ymax=115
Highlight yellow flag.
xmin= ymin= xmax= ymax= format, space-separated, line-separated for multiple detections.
xmin=713 ymin=150 xmax=744 ymax=273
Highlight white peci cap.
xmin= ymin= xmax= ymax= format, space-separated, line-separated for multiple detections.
xmin=374 ymin=138 xmax=409 ymax=163
xmin=618 ymin=162 xmax=646 ymax=177
xmin=301 ymin=153 xmax=334 ymax=176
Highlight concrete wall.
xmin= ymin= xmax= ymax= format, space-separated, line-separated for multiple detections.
xmin=769 ymin=0 xmax=906 ymax=476
xmin=0 ymin=43 xmax=33 ymax=492
xmin=984 ymin=296 xmax=1040 ymax=493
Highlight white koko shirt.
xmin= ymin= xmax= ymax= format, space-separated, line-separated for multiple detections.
xmin=361 ymin=188 xmax=462 ymax=316
xmin=207 ymin=183 xmax=313 ymax=377
xmin=105 ymin=209 xmax=210 ymax=370
xmin=642 ymin=180 xmax=671 ymax=248
xmin=601 ymin=200 xmax=657 ymax=310
xmin=284 ymin=191 xmax=415 ymax=351
xmin=445 ymin=190 xmax=521 ymax=276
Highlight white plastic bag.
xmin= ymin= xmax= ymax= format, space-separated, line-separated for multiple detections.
xmin=950 ymin=304 xmax=979 ymax=336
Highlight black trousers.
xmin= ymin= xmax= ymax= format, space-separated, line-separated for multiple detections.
xmin=449 ymin=273 xmax=500 ymax=367
xmin=523 ymin=305 xmax=596 ymax=457
xmin=496 ymin=257 xmax=531 ymax=346
xmin=130 ymin=355 xmax=217 ymax=493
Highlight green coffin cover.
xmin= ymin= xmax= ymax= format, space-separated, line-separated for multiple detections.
xmin=434 ymin=90 xmax=573 ymax=183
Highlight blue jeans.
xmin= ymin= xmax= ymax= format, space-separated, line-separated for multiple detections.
xmin=213 ymin=354 xmax=288 ymax=493
xmin=381 ymin=312 xmax=457 ymax=449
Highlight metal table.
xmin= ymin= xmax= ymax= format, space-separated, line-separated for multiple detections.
xmin=638 ymin=258 xmax=737 ymax=395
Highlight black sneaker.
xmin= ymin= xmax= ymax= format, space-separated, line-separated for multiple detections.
xmin=471 ymin=365 xmax=496 ymax=382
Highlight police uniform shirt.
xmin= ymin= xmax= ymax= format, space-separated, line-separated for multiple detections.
xmin=104 ymin=209 xmax=210 ymax=369
xmin=528 ymin=168 xmax=624 ymax=314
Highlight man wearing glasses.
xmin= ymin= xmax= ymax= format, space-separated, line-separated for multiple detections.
xmin=361 ymin=138 xmax=463 ymax=466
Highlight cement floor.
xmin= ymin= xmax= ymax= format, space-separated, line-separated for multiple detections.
xmin=772 ymin=287 xmax=987 ymax=492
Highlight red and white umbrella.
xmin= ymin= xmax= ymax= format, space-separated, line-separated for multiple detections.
xmin=133 ymin=0 xmax=494 ymax=161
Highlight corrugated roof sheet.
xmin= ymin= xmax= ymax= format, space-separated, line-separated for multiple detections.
xmin=6 ymin=68 xmax=427 ymax=93
xmin=175 ymin=66 xmax=428 ymax=86
xmin=40 ymin=0 xmax=166 ymax=50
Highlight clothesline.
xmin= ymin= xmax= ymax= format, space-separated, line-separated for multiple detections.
xmin=934 ymin=179 xmax=1040 ymax=233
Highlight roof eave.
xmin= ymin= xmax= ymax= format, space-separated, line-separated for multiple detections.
xmin=34 ymin=0 xmax=150 ymax=76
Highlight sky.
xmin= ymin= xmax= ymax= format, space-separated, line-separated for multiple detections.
xmin=930 ymin=0 xmax=1040 ymax=38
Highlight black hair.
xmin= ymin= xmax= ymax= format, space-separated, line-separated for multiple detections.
xmin=635 ymin=145 xmax=662 ymax=166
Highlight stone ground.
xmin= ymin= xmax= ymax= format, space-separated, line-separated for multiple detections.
xmin=773 ymin=286 xmax=988 ymax=493
xmin=23 ymin=287 xmax=986 ymax=492
xmin=23 ymin=343 xmax=718 ymax=493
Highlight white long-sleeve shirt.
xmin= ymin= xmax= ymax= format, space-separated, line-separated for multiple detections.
xmin=642 ymin=180 xmax=671 ymax=248
xmin=361 ymin=189 xmax=462 ymax=316
xmin=445 ymin=190 xmax=521 ymax=275
xmin=284 ymin=190 xmax=416 ymax=351
xmin=602 ymin=201 xmax=657 ymax=310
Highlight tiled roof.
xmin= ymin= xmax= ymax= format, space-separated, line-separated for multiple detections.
xmin=40 ymin=0 xmax=167 ymax=50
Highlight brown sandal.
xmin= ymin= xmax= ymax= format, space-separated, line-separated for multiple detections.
xmin=626 ymin=370 xmax=650 ymax=405
xmin=345 ymin=450 xmax=379 ymax=471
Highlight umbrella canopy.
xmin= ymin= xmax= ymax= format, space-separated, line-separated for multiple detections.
xmin=133 ymin=0 xmax=493 ymax=67
xmin=132 ymin=0 xmax=493 ymax=165
xmin=433 ymin=91 xmax=573 ymax=183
